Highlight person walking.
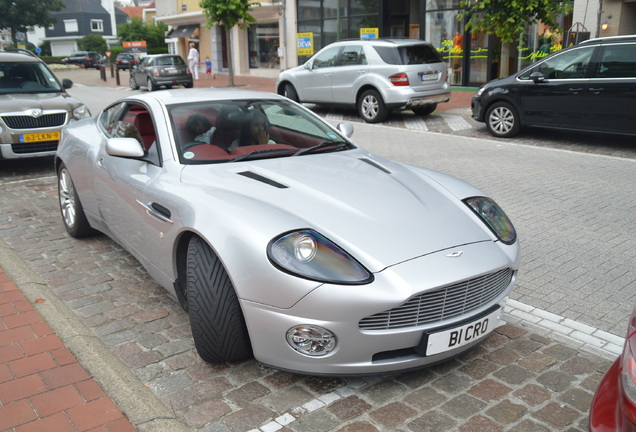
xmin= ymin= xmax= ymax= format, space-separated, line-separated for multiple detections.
xmin=187 ymin=42 xmax=200 ymax=80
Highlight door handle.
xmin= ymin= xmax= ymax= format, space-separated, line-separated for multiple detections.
xmin=97 ymin=157 xmax=104 ymax=168
xmin=136 ymin=200 xmax=173 ymax=224
xmin=568 ymin=88 xmax=583 ymax=94
xmin=589 ymin=87 xmax=604 ymax=94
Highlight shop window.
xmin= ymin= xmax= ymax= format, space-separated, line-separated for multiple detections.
xmin=248 ymin=23 xmax=280 ymax=69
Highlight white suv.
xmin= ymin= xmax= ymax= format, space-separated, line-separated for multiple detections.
xmin=276 ymin=39 xmax=451 ymax=123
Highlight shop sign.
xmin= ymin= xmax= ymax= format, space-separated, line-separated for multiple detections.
xmin=123 ymin=41 xmax=147 ymax=54
xmin=297 ymin=33 xmax=314 ymax=56
xmin=360 ymin=28 xmax=379 ymax=40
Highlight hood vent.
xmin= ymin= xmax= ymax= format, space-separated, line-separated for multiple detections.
xmin=359 ymin=157 xmax=391 ymax=174
xmin=238 ymin=171 xmax=288 ymax=189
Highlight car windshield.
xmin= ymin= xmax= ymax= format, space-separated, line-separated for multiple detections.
xmin=170 ymin=99 xmax=354 ymax=164
xmin=0 ymin=61 xmax=64 ymax=94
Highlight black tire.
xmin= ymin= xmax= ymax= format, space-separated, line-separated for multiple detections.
xmin=184 ymin=82 xmax=193 ymax=89
xmin=187 ymin=236 xmax=252 ymax=363
xmin=412 ymin=104 xmax=437 ymax=116
xmin=57 ymin=164 xmax=97 ymax=238
xmin=129 ymin=75 xmax=139 ymax=90
xmin=283 ymin=83 xmax=299 ymax=102
xmin=357 ymin=89 xmax=388 ymax=123
xmin=147 ymin=77 xmax=158 ymax=92
xmin=485 ymin=101 xmax=521 ymax=138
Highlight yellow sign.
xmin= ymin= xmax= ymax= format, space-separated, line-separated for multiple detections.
xmin=19 ymin=131 xmax=61 ymax=143
xmin=360 ymin=28 xmax=379 ymax=40
xmin=297 ymin=33 xmax=314 ymax=56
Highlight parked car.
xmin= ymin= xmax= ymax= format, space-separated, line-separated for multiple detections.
xmin=276 ymin=39 xmax=451 ymax=123
xmin=62 ymin=51 xmax=103 ymax=69
xmin=115 ymin=53 xmax=137 ymax=70
xmin=589 ymin=305 xmax=636 ymax=431
xmin=0 ymin=51 xmax=90 ymax=159
xmin=472 ymin=34 xmax=636 ymax=138
xmin=55 ymin=88 xmax=519 ymax=375
xmin=129 ymin=54 xmax=193 ymax=91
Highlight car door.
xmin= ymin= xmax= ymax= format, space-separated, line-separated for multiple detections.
xmin=515 ymin=45 xmax=596 ymax=129
xmin=93 ymin=103 xmax=162 ymax=256
xmin=587 ymin=42 xmax=636 ymax=134
xmin=299 ymin=46 xmax=340 ymax=102
xmin=330 ymin=45 xmax=370 ymax=104
xmin=133 ymin=57 xmax=151 ymax=84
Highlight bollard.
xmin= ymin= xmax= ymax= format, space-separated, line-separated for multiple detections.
xmin=110 ymin=63 xmax=115 ymax=78
xmin=116 ymin=68 xmax=120 ymax=86
xmin=100 ymin=65 xmax=106 ymax=81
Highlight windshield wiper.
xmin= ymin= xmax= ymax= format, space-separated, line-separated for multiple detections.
xmin=293 ymin=141 xmax=349 ymax=156
xmin=229 ymin=148 xmax=295 ymax=162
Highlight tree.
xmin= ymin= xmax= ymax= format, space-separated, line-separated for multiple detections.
xmin=117 ymin=17 xmax=168 ymax=50
xmin=460 ymin=0 xmax=572 ymax=75
xmin=78 ymin=34 xmax=108 ymax=53
xmin=199 ymin=0 xmax=260 ymax=86
xmin=0 ymin=0 xmax=64 ymax=46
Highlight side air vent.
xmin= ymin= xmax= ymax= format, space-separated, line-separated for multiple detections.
xmin=359 ymin=157 xmax=391 ymax=174
xmin=238 ymin=171 xmax=288 ymax=189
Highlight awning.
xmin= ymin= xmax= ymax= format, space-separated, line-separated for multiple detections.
xmin=167 ymin=24 xmax=199 ymax=39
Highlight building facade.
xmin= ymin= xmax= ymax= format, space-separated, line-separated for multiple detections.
xmin=155 ymin=0 xmax=636 ymax=85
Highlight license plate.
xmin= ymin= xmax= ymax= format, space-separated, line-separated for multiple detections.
xmin=423 ymin=308 xmax=501 ymax=356
xmin=166 ymin=68 xmax=180 ymax=75
xmin=420 ymin=73 xmax=438 ymax=81
xmin=19 ymin=131 xmax=61 ymax=143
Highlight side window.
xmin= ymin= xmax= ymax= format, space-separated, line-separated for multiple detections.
xmin=338 ymin=46 xmax=366 ymax=66
xmin=312 ymin=47 xmax=340 ymax=69
xmin=527 ymin=46 xmax=595 ymax=79
xmin=597 ymin=44 xmax=636 ymax=78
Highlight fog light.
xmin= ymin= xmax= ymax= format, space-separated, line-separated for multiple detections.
xmin=286 ymin=325 xmax=336 ymax=356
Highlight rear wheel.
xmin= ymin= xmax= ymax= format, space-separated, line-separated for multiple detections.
xmin=57 ymin=164 xmax=96 ymax=238
xmin=358 ymin=89 xmax=388 ymax=123
xmin=485 ymin=101 xmax=521 ymax=138
xmin=412 ymin=104 xmax=437 ymax=116
xmin=187 ymin=236 xmax=252 ymax=363
xmin=147 ymin=77 xmax=158 ymax=92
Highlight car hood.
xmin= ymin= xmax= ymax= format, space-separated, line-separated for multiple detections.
xmin=180 ymin=151 xmax=493 ymax=272
xmin=0 ymin=92 xmax=79 ymax=111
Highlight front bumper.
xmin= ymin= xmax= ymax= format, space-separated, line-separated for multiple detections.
xmin=0 ymin=142 xmax=58 ymax=159
xmin=471 ymin=96 xmax=486 ymax=122
xmin=242 ymin=241 xmax=519 ymax=375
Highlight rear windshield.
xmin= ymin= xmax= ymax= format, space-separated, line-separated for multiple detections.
xmin=374 ymin=44 xmax=443 ymax=65
xmin=156 ymin=56 xmax=185 ymax=66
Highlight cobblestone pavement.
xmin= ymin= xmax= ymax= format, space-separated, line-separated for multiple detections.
xmin=1 ymin=69 xmax=633 ymax=431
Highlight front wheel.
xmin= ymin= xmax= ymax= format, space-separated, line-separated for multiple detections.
xmin=129 ymin=75 xmax=139 ymax=90
xmin=187 ymin=236 xmax=252 ymax=363
xmin=283 ymin=84 xmax=299 ymax=103
xmin=357 ymin=89 xmax=388 ymax=123
xmin=57 ymin=164 xmax=97 ymax=238
xmin=485 ymin=102 xmax=521 ymax=138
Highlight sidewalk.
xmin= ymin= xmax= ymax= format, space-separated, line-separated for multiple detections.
xmin=0 ymin=266 xmax=136 ymax=432
xmin=52 ymin=66 xmax=475 ymax=113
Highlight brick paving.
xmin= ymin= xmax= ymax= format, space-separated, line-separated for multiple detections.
xmin=0 ymin=66 xmax=630 ymax=432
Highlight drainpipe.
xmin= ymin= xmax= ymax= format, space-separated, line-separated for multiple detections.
xmin=280 ymin=0 xmax=288 ymax=70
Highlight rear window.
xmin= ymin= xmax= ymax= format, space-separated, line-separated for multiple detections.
xmin=374 ymin=44 xmax=443 ymax=65
xmin=156 ymin=56 xmax=185 ymax=66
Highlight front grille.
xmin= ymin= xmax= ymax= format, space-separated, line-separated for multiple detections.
xmin=359 ymin=268 xmax=513 ymax=331
xmin=11 ymin=141 xmax=58 ymax=154
xmin=2 ymin=113 xmax=67 ymax=129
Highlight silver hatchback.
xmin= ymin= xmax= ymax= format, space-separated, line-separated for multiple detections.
xmin=276 ymin=39 xmax=451 ymax=123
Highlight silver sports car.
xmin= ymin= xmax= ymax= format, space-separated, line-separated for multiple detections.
xmin=55 ymin=88 xmax=520 ymax=375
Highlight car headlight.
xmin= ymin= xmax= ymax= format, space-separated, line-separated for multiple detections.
xmin=464 ymin=197 xmax=517 ymax=245
xmin=268 ymin=229 xmax=373 ymax=284
xmin=72 ymin=105 xmax=91 ymax=121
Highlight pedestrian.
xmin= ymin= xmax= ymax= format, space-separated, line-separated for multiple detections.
xmin=204 ymin=56 xmax=215 ymax=79
xmin=187 ymin=42 xmax=199 ymax=80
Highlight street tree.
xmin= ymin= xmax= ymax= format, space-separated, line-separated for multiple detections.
xmin=460 ymin=0 xmax=572 ymax=75
xmin=78 ymin=34 xmax=108 ymax=54
xmin=0 ymin=0 xmax=64 ymax=46
xmin=117 ymin=17 xmax=169 ymax=50
xmin=199 ymin=0 xmax=260 ymax=87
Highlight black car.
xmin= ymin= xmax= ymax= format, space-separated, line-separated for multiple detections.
xmin=471 ymin=34 xmax=636 ymax=138
xmin=115 ymin=53 xmax=138 ymax=70
xmin=129 ymin=54 xmax=193 ymax=91
xmin=62 ymin=51 xmax=103 ymax=69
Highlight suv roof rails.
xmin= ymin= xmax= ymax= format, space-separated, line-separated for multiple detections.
xmin=580 ymin=34 xmax=636 ymax=44
xmin=2 ymin=48 xmax=38 ymax=58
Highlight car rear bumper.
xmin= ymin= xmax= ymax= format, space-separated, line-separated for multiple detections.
xmin=589 ymin=356 xmax=636 ymax=431
xmin=154 ymin=77 xmax=192 ymax=86
xmin=383 ymin=84 xmax=451 ymax=110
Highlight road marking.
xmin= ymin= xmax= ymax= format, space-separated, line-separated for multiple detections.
xmin=403 ymin=116 xmax=429 ymax=131
xmin=446 ymin=114 xmax=473 ymax=131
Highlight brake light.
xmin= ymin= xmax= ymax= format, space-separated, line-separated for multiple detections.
xmin=87 ymin=57 xmax=93 ymax=61
xmin=389 ymin=72 xmax=409 ymax=86
xmin=153 ymin=68 xmax=159 ymax=76
xmin=622 ymin=334 xmax=636 ymax=426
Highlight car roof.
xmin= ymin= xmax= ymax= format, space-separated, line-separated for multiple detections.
xmin=124 ymin=88 xmax=287 ymax=106
xmin=0 ymin=52 xmax=42 ymax=63
xmin=580 ymin=34 xmax=636 ymax=45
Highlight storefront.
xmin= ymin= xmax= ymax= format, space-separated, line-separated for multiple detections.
xmin=295 ymin=0 xmax=573 ymax=86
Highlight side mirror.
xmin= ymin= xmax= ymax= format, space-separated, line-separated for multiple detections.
xmin=337 ymin=122 xmax=354 ymax=138
xmin=530 ymin=71 xmax=546 ymax=83
xmin=62 ymin=78 xmax=73 ymax=89
xmin=106 ymin=137 xmax=145 ymax=158
xmin=304 ymin=62 xmax=312 ymax=70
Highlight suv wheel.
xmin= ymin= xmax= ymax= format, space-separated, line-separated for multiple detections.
xmin=485 ymin=102 xmax=521 ymax=138
xmin=147 ymin=77 xmax=158 ymax=92
xmin=129 ymin=75 xmax=139 ymax=90
xmin=358 ymin=89 xmax=388 ymax=123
